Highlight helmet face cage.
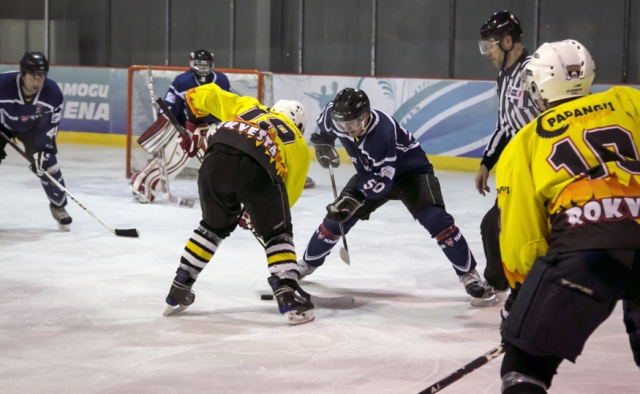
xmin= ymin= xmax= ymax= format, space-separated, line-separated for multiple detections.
xmin=20 ymin=51 xmax=49 ymax=77
xmin=523 ymin=40 xmax=595 ymax=105
xmin=190 ymin=49 xmax=214 ymax=78
xmin=331 ymin=88 xmax=370 ymax=122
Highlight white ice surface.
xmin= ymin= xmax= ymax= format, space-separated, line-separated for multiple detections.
xmin=0 ymin=144 xmax=638 ymax=394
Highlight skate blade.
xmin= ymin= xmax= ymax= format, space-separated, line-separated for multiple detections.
xmin=57 ymin=223 xmax=70 ymax=232
xmin=163 ymin=303 xmax=190 ymax=316
xmin=470 ymin=290 xmax=509 ymax=307
xmin=284 ymin=310 xmax=315 ymax=325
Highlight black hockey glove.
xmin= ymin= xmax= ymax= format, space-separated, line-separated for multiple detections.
xmin=310 ymin=132 xmax=340 ymax=169
xmin=326 ymin=188 xmax=365 ymax=222
xmin=30 ymin=151 xmax=49 ymax=177
xmin=500 ymin=282 xmax=522 ymax=330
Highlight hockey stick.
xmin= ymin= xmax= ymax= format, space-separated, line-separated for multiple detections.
xmin=0 ymin=131 xmax=139 ymax=238
xmin=417 ymin=344 xmax=505 ymax=393
xmin=328 ymin=163 xmax=350 ymax=265
xmin=155 ymin=97 xmax=204 ymax=164
xmin=145 ymin=67 xmax=194 ymax=208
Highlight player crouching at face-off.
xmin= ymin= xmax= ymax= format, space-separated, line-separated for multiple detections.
xmin=297 ymin=88 xmax=496 ymax=305
xmin=162 ymin=82 xmax=315 ymax=325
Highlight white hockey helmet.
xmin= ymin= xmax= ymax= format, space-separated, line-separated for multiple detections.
xmin=523 ymin=39 xmax=595 ymax=105
xmin=272 ymin=99 xmax=306 ymax=134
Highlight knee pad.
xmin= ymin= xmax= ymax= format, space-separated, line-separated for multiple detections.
xmin=416 ymin=205 xmax=455 ymax=238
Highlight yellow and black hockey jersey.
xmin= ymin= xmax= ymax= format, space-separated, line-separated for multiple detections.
xmin=497 ymin=86 xmax=640 ymax=287
xmin=186 ymin=83 xmax=309 ymax=207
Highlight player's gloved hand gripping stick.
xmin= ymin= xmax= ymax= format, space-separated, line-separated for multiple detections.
xmin=0 ymin=131 xmax=139 ymax=237
xmin=310 ymin=132 xmax=352 ymax=265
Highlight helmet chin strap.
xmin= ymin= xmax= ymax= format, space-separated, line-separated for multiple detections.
xmin=499 ymin=38 xmax=515 ymax=69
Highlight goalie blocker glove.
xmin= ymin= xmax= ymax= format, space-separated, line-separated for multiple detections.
xmin=310 ymin=132 xmax=340 ymax=169
xmin=178 ymin=120 xmax=208 ymax=157
xmin=326 ymin=188 xmax=365 ymax=222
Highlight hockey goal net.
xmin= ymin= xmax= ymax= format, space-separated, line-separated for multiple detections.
xmin=126 ymin=65 xmax=273 ymax=178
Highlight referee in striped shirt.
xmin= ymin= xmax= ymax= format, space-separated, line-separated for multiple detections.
xmin=475 ymin=11 xmax=540 ymax=299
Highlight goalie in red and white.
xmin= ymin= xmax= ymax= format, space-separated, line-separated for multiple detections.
xmin=130 ymin=49 xmax=230 ymax=203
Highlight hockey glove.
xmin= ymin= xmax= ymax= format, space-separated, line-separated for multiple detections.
xmin=326 ymin=188 xmax=365 ymax=222
xmin=178 ymin=120 xmax=208 ymax=157
xmin=238 ymin=210 xmax=253 ymax=231
xmin=30 ymin=151 xmax=49 ymax=177
xmin=500 ymin=282 xmax=521 ymax=329
xmin=310 ymin=132 xmax=340 ymax=169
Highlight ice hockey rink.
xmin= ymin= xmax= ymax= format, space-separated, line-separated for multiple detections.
xmin=1 ymin=144 xmax=638 ymax=394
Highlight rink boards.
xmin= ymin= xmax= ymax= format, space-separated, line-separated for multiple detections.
xmin=0 ymin=63 xmax=634 ymax=171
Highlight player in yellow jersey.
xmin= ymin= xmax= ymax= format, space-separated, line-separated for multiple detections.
xmin=162 ymin=82 xmax=315 ymax=325
xmin=496 ymin=40 xmax=640 ymax=393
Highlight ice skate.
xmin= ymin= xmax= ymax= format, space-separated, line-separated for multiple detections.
xmin=50 ymin=204 xmax=72 ymax=231
xmin=296 ymin=259 xmax=318 ymax=281
xmin=459 ymin=269 xmax=493 ymax=300
xmin=268 ymin=272 xmax=315 ymax=325
xmin=470 ymin=286 xmax=509 ymax=307
xmin=163 ymin=268 xmax=196 ymax=316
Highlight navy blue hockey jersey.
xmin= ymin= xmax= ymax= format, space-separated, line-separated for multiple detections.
xmin=317 ymin=103 xmax=433 ymax=200
xmin=160 ymin=70 xmax=230 ymax=126
xmin=0 ymin=71 xmax=63 ymax=152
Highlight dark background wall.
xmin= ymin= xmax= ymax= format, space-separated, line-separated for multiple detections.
xmin=0 ymin=0 xmax=638 ymax=83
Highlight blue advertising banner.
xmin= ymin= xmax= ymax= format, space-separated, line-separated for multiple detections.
xmin=2 ymin=63 xmax=638 ymax=158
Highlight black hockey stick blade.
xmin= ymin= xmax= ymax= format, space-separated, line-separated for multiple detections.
xmin=417 ymin=344 xmax=505 ymax=393
xmin=114 ymin=228 xmax=140 ymax=238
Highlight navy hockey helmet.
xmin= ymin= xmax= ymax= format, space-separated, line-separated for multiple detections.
xmin=479 ymin=10 xmax=522 ymax=41
xmin=20 ymin=51 xmax=49 ymax=77
xmin=332 ymin=88 xmax=370 ymax=122
xmin=190 ymin=49 xmax=214 ymax=82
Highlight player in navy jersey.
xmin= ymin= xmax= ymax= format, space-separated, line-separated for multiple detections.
xmin=0 ymin=52 xmax=71 ymax=230
xmin=296 ymin=88 xmax=493 ymax=302
xmin=130 ymin=49 xmax=230 ymax=203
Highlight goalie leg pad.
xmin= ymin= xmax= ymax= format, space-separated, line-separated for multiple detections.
xmin=138 ymin=115 xmax=178 ymax=154
xmin=130 ymin=137 xmax=190 ymax=203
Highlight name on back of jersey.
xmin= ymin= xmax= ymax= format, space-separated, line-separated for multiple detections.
xmin=537 ymin=101 xmax=616 ymax=138
xmin=564 ymin=197 xmax=640 ymax=226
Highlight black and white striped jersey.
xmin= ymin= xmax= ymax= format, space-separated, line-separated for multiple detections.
xmin=481 ymin=48 xmax=540 ymax=170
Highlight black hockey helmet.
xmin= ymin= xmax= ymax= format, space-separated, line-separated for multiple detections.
xmin=190 ymin=49 xmax=214 ymax=82
xmin=332 ymin=88 xmax=370 ymax=122
xmin=479 ymin=10 xmax=522 ymax=41
xmin=20 ymin=51 xmax=49 ymax=77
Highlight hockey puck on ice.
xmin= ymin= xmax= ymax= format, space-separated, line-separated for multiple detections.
xmin=260 ymin=294 xmax=274 ymax=301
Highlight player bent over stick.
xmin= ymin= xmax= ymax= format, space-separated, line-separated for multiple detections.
xmin=297 ymin=88 xmax=495 ymax=304
xmin=162 ymin=82 xmax=316 ymax=325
